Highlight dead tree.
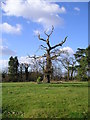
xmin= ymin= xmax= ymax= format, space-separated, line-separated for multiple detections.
xmin=37 ymin=26 xmax=67 ymax=83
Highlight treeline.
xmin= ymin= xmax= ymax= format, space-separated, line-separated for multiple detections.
xmin=2 ymin=46 xmax=90 ymax=82
xmin=2 ymin=56 xmax=43 ymax=82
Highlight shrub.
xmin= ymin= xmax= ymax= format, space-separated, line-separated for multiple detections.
xmin=37 ymin=76 xmax=41 ymax=84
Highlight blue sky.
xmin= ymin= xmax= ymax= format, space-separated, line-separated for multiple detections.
xmin=0 ymin=0 xmax=88 ymax=70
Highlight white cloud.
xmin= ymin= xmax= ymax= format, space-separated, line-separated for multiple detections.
xmin=0 ymin=23 xmax=22 ymax=34
xmin=43 ymin=0 xmax=89 ymax=1
xmin=0 ymin=59 xmax=8 ymax=71
xmin=2 ymin=0 xmax=66 ymax=28
xmin=0 ymin=45 xmax=16 ymax=56
xmin=33 ymin=30 xmax=41 ymax=36
xmin=0 ymin=56 xmax=30 ymax=70
xmin=74 ymin=7 xmax=80 ymax=12
xmin=0 ymin=46 xmax=74 ymax=71
xmin=60 ymin=46 xmax=74 ymax=55
xmin=19 ymin=56 xmax=32 ymax=64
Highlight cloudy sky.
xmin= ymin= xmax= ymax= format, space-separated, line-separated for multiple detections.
xmin=0 ymin=0 xmax=88 ymax=70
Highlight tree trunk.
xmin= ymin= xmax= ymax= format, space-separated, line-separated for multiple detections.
xmin=25 ymin=67 xmax=28 ymax=81
xmin=47 ymin=75 xmax=50 ymax=83
xmin=43 ymin=50 xmax=52 ymax=83
xmin=67 ymin=68 xmax=69 ymax=81
xmin=20 ymin=67 xmax=22 ymax=81
xmin=66 ymin=62 xmax=69 ymax=81
xmin=71 ymin=68 xmax=73 ymax=80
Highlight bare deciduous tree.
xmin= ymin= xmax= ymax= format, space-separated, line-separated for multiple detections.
xmin=37 ymin=26 xmax=67 ymax=83
xmin=57 ymin=55 xmax=76 ymax=81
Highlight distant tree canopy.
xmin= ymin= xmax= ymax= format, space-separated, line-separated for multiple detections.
xmin=74 ymin=46 xmax=90 ymax=81
xmin=2 ymin=26 xmax=89 ymax=82
xmin=2 ymin=45 xmax=89 ymax=82
xmin=58 ymin=55 xmax=76 ymax=81
xmin=8 ymin=56 xmax=19 ymax=81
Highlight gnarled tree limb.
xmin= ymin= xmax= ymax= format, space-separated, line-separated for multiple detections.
xmin=44 ymin=25 xmax=54 ymax=37
xmin=40 ymin=45 xmax=47 ymax=50
xmin=38 ymin=34 xmax=46 ymax=42
xmin=51 ymin=36 xmax=68 ymax=50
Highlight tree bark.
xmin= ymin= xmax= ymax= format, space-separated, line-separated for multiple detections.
xmin=71 ymin=66 xmax=74 ymax=80
xmin=67 ymin=62 xmax=70 ymax=81
xmin=67 ymin=69 xmax=69 ymax=81
xmin=43 ymin=50 xmax=52 ymax=83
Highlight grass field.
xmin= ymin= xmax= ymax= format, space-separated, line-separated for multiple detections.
xmin=2 ymin=82 xmax=88 ymax=119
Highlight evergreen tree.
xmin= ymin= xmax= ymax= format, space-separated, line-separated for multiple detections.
xmin=74 ymin=46 xmax=89 ymax=81
xmin=8 ymin=56 xmax=19 ymax=81
xmin=14 ymin=56 xmax=19 ymax=78
xmin=20 ymin=63 xmax=24 ymax=81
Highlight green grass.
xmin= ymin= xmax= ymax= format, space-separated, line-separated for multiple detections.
xmin=2 ymin=82 xmax=88 ymax=119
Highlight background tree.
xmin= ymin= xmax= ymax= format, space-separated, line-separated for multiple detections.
xmin=68 ymin=57 xmax=76 ymax=80
xmin=2 ymin=71 xmax=6 ymax=79
xmin=23 ymin=63 xmax=30 ymax=81
xmin=38 ymin=26 xmax=67 ymax=83
xmin=8 ymin=56 xmax=19 ymax=81
xmin=59 ymin=56 xmax=71 ymax=81
xmin=53 ymin=63 xmax=62 ymax=81
xmin=55 ymin=52 xmax=76 ymax=81
xmin=74 ymin=46 xmax=89 ymax=81
xmin=19 ymin=63 xmax=24 ymax=81
xmin=14 ymin=56 xmax=19 ymax=79
xmin=8 ymin=56 xmax=14 ymax=81
xmin=87 ymin=45 xmax=90 ymax=80
xmin=29 ymin=55 xmax=40 ymax=78
xmin=38 ymin=58 xmax=46 ymax=74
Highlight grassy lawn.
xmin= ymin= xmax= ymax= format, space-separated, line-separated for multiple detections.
xmin=2 ymin=82 xmax=88 ymax=119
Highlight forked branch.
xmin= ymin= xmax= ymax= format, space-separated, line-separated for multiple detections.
xmin=38 ymin=34 xmax=46 ymax=42
xmin=40 ymin=45 xmax=47 ymax=50
xmin=28 ymin=54 xmax=47 ymax=60
xmin=51 ymin=36 xmax=68 ymax=50
xmin=44 ymin=25 xmax=54 ymax=37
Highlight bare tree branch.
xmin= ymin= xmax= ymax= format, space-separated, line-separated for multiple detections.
xmin=38 ymin=59 xmax=46 ymax=69
xmin=28 ymin=54 xmax=46 ymax=60
xmin=51 ymin=49 xmax=67 ymax=60
xmin=56 ymin=59 xmax=68 ymax=70
xmin=44 ymin=25 xmax=54 ymax=37
xmin=40 ymin=45 xmax=47 ymax=50
xmin=51 ymin=36 xmax=68 ymax=50
xmin=38 ymin=34 xmax=46 ymax=42
xmin=46 ymin=38 xmax=51 ymax=49
xmin=23 ymin=63 xmax=30 ymax=68
xmin=38 ymin=26 xmax=54 ymax=50
xmin=51 ymin=53 xmax=61 ymax=60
